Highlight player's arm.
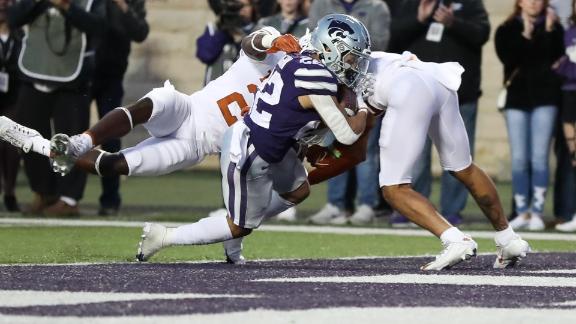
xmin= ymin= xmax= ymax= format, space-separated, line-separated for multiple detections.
xmin=299 ymin=94 xmax=367 ymax=145
xmin=307 ymin=114 xmax=376 ymax=185
xmin=241 ymin=27 xmax=301 ymax=61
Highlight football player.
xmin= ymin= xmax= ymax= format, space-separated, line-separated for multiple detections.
xmin=364 ymin=51 xmax=530 ymax=270
xmin=134 ymin=14 xmax=374 ymax=262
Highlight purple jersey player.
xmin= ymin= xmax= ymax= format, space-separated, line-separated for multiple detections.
xmin=135 ymin=14 xmax=373 ymax=262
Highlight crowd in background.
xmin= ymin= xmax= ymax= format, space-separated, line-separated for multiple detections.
xmin=0 ymin=0 xmax=575 ymax=233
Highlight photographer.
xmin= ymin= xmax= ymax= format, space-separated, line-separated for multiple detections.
xmin=8 ymin=0 xmax=106 ymax=216
xmin=197 ymin=0 xmax=257 ymax=84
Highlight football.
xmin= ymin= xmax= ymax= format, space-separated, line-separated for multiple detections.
xmin=336 ymin=84 xmax=358 ymax=116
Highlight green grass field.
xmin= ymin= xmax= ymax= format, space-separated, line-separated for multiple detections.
xmin=0 ymin=227 xmax=573 ymax=264
xmin=0 ymin=170 xmax=574 ymax=264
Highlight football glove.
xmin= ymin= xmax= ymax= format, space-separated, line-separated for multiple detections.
xmin=267 ymin=34 xmax=301 ymax=54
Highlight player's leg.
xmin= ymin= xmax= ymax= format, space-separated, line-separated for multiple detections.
xmin=379 ymin=72 xmax=476 ymax=271
xmin=222 ymin=147 xmax=310 ymax=264
xmin=379 ymin=72 xmax=451 ymax=237
xmin=51 ymin=82 xmax=192 ymax=172
xmin=434 ymin=90 xmax=529 ymax=268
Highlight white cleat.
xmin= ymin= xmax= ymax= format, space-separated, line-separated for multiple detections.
xmin=136 ymin=222 xmax=169 ymax=262
xmin=349 ymin=204 xmax=375 ymax=225
xmin=0 ymin=116 xmax=44 ymax=153
xmin=493 ymin=236 xmax=531 ymax=269
xmin=276 ymin=206 xmax=297 ymax=222
xmin=421 ymin=236 xmax=478 ymax=271
xmin=556 ymin=216 xmax=576 ymax=232
xmin=223 ymin=237 xmax=246 ymax=265
xmin=50 ymin=133 xmax=75 ymax=176
xmin=309 ymin=204 xmax=345 ymax=225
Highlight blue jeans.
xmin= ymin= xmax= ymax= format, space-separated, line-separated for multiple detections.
xmin=504 ymin=106 xmax=557 ymax=215
xmin=412 ymin=101 xmax=478 ymax=215
xmin=327 ymin=117 xmax=382 ymax=209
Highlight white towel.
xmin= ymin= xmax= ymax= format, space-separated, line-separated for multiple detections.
xmin=229 ymin=122 xmax=250 ymax=169
xmin=398 ymin=51 xmax=464 ymax=91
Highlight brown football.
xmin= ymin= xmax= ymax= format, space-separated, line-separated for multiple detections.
xmin=336 ymin=84 xmax=358 ymax=115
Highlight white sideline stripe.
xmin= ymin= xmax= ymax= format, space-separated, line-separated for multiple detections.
xmin=254 ymin=274 xmax=576 ymax=287
xmin=553 ymin=300 xmax=576 ymax=306
xmin=0 ymin=307 xmax=575 ymax=324
xmin=526 ymin=269 xmax=576 ymax=274
xmin=1 ymin=218 xmax=576 ymax=241
xmin=0 ymin=290 xmax=257 ymax=307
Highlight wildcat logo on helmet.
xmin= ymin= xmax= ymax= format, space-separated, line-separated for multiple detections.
xmin=327 ymin=19 xmax=359 ymax=43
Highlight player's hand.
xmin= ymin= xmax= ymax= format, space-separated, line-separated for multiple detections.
xmin=267 ymin=34 xmax=301 ymax=54
xmin=355 ymin=73 xmax=375 ymax=102
xmin=305 ymin=145 xmax=330 ymax=167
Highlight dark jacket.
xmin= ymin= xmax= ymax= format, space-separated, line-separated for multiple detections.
xmin=390 ymin=0 xmax=490 ymax=103
xmin=495 ymin=17 xmax=564 ymax=110
xmin=8 ymin=0 xmax=107 ymax=90
xmin=95 ymin=0 xmax=148 ymax=79
xmin=0 ymin=28 xmax=23 ymax=110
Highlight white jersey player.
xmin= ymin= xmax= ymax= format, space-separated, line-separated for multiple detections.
xmin=365 ymin=51 xmax=530 ymax=270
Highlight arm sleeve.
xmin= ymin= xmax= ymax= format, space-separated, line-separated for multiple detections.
xmin=64 ymin=0 xmax=107 ymax=37
xmin=120 ymin=0 xmax=149 ymax=43
xmin=309 ymin=95 xmax=362 ymax=145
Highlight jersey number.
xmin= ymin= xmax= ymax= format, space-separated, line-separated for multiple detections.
xmin=251 ymin=71 xmax=284 ymax=129
xmin=216 ymin=84 xmax=258 ymax=126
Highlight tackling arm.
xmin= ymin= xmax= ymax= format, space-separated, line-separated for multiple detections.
xmin=241 ymin=27 xmax=301 ymax=61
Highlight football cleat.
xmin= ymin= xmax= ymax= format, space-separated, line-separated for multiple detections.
xmin=136 ymin=222 xmax=169 ymax=262
xmin=50 ymin=133 xmax=76 ymax=176
xmin=493 ymin=236 xmax=530 ymax=269
xmin=223 ymin=238 xmax=246 ymax=265
xmin=421 ymin=236 xmax=478 ymax=271
xmin=0 ymin=116 xmax=43 ymax=153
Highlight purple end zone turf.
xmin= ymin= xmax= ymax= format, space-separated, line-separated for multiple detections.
xmin=0 ymin=253 xmax=574 ymax=317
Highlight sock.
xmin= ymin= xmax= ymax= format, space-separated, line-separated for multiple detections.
xmin=263 ymin=191 xmax=296 ymax=219
xmin=31 ymin=137 xmax=51 ymax=156
xmin=495 ymin=226 xmax=517 ymax=247
xmin=60 ymin=196 xmax=77 ymax=207
xmin=440 ymin=227 xmax=466 ymax=244
xmin=166 ymin=213 xmax=233 ymax=245
xmin=223 ymin=237 xmax=244 ymax=258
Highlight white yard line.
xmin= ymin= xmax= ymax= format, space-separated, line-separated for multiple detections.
xmin=254 ymin=273 xmax=576 ymax=287
xmin=526 ymin=269 xmax=576 ymax=274
xmin=0 ymin=307 xmax=574 ymax=324
xmin=0 ymin=290 xmax=257 ymax=307
xmin=1 ymin=217 xmax=575 ymax=241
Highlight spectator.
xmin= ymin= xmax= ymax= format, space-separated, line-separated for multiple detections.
xmin=554 ymin=0 xmax=576 ymax=232
xmin=0 ymin=0 xmax=21 ymax=212
xmin=256 ymin=0 xmax=309 ymax=37
xmin=92 ymin=0 xmax=148 ymax=216
xmin=387 ymin=0 xmax=490 ymax=227
xmin=198 ymin=0 xmax=258 ymax=84
xmin=550 ymin=0 xmax=576 ymax=228
xmin=8 ymin=0 xmax=106 ymax=216
xmin=495 ymin=0 xmax=564 ymax=231
xmin=307 ymin=0 xmax=390 ymax=225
